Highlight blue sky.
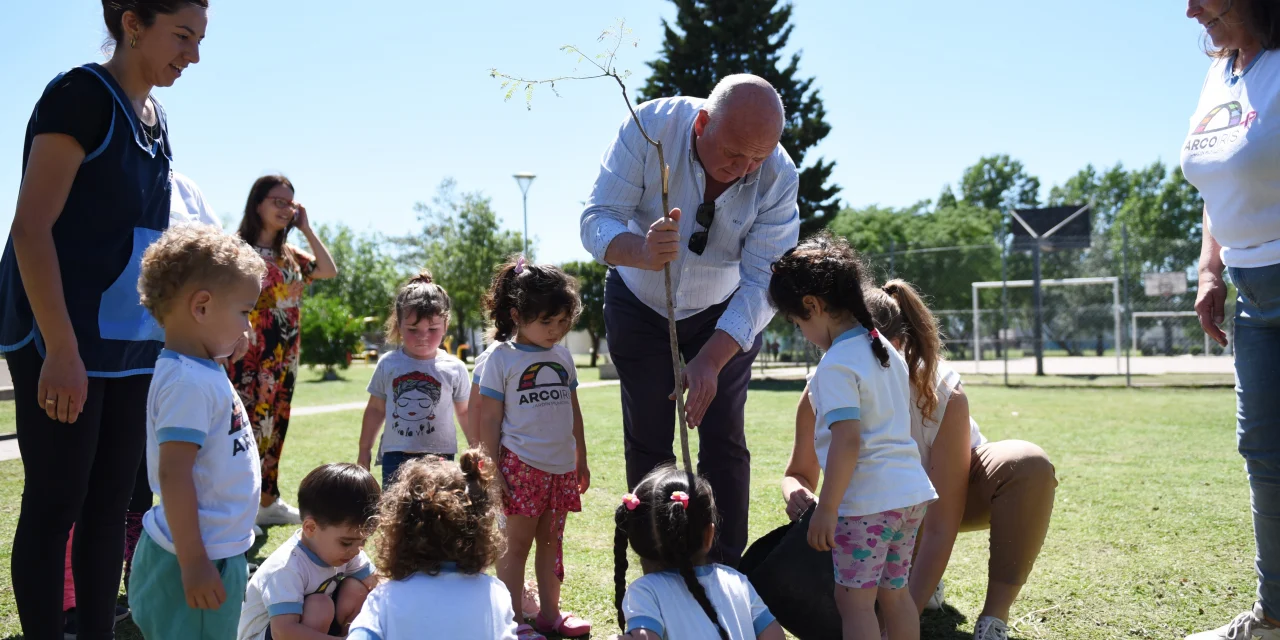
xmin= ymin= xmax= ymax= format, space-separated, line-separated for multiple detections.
xmin=1 ymin=1 xmax=1208 ymax=265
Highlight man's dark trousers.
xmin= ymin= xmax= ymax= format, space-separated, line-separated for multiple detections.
xmin=604 ymin=269 xmax=762 ymax=566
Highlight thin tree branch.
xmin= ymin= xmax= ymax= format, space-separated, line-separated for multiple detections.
xmin=490 ymin=20 xmax=694 ymax=476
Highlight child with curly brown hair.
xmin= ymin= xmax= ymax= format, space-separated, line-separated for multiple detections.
xmin=348 ymin=450 xmax=518 ymax=640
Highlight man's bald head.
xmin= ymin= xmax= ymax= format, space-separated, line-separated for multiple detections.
xmin=692 ymin=74 xmax=786 ymax=184
xmin=703 ymin=74 xmax=786 ymax=141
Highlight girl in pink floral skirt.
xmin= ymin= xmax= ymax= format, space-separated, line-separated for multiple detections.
xmin=477 ymin=255 xmax=592 ymax=640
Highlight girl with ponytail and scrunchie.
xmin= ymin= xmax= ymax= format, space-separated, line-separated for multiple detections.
xmin=612 ymin=465 xmax=783 ymax=639
xmin=347 ymin=449 xmax=519 ymax=640
xmin=768 ymin=233 xmax=936 ymax=640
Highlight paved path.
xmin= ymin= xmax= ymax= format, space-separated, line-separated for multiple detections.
xmin=0 ymin=438 xmax=17 ymax=462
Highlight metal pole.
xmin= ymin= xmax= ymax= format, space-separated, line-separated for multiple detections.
xmin=1113 ymin=280 xmax=1121 ymax=374
xmin=1122 ymin=223 xmax=1131 ymax=387
xmin=1001 ymin=230 xmax=1009 ymax=387
xmin=521 ymin=192 xmax=529 ymax=257
xmin=972 ymin=284 xmax=981 ymax=373
xmin=1033 ymin=242 xmax=1044 ymax=376
xmin=1131 ymin=314 xmax=1137 ymax=353
xmin=889 ymin=239 xmax=896 ymax=278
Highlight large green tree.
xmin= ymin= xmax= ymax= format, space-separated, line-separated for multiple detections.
xmin=399 ymin=179 xmax=527 ymax=347
xmin=310 ymin=223 xmax=404 ymax=325
xmin=560 ymin=261 xmax=607 ymax=367
xmin=639 ymin=0 xmax=840 ymax=236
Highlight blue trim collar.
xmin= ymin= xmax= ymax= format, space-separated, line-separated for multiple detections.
xmin=159 ymin=349 xmax=221 ymax=372
xmin=510 ymin=341 xmax=550 ymax=352
xmin=831 ymin=326 xmax=869 ymax=347
xmin=297 ymin=536 xmax=331 ymax=568
xmin=1226 ymin=50 xmax=1267 ymax=86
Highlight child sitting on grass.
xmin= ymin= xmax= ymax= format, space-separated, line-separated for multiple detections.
xmin=238 ymin=463 xmax=382 ymax=640
xmin=129 ymin=225 xmax=266 ymax=639
xmin=349 ymin=450 xmax=519 ymax=639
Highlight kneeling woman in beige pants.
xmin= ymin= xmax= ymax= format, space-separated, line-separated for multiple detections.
xmin=781 ymin=280 xmax=1057 ymax=640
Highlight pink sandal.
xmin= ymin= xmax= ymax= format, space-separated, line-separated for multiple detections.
xmin=515 ymin=623 xmax=546 ymax=640
xmin=535 ymin=612 xmax=592 ymax=638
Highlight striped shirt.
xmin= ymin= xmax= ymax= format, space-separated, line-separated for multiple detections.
xmin=580 ymin=97 xmax=801 ymax=350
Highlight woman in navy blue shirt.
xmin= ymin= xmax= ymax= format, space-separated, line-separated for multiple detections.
xmin=0 ymin=2 xmax=208 ymax=637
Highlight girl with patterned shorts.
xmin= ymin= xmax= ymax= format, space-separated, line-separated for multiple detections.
xmin=478 ymin=256 xmax=592 ymax=640
xmin=769 ymin=233 xmax=937 ymax=640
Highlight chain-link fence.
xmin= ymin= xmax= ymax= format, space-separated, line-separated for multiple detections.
xmin=758 ymin=232 xmax=1235 ymax=387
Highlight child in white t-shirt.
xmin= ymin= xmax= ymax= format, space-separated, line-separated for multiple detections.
xmin=348 ymin=449 xmax=518 ymax=640
xmin=615 ymin=466 xmax=783 ymax=640
xmin=478 ymin=256 xmax=592 ymax=640
xmin=129 ymin=225 xmax=267 ymax=640
xmin=358 ymin=270 xmax=470 ymax=487
xmin=768 ymin=233 xmax=937 ymax=640
xmin=238 ymin=463 xmax=382 ymax=640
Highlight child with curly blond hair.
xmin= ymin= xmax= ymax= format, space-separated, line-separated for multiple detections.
xmin=129 ymin=224 xmax=267 ymax=639
xmin=348 ymin=449 xmax=518 ymax=640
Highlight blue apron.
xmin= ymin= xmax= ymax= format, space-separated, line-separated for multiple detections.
xmin=0 ymin=63 xmax=172 ymax=377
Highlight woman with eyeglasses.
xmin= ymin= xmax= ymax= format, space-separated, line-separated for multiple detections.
xmin=230 ymin=175 xmax=337 ymax=531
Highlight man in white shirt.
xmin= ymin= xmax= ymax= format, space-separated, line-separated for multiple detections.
xmin=580 ymin=74 xmax=800 ymax=565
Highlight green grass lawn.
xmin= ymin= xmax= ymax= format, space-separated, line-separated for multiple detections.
xmin=0 ymin=382 xmax=1254 ymax=639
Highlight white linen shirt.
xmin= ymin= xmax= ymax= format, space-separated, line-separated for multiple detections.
xmin=580 ymin=96 xmax=801 ymax=350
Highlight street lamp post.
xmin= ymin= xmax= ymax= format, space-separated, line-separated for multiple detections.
xmin=514 ymin=172 xmax=536 ymax=257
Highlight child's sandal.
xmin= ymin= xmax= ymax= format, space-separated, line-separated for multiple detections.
xmin=535 ymin=612 xmax=592 ymax=638
xmin=515 ymin=623 xmax=547 ymax=640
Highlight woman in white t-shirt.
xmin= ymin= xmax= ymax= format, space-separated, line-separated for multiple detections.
xmin=1183 ymin=3 xmax=1280 ymax=639
xmin=780 ymin=280 xmax=1057 ymax=640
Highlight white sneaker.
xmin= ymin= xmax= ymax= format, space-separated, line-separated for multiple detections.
xmin=1186 ymin=603 xmax=1280 ymax=639
xmin=255 ymin=498 xmax=301 ymax=526
xmin=974 ymin=616 xmax=1008 ymax=640
xmin=926 ymin=579 xmax=945 ymax=610
xmin=252 ymin=524 xmax=264 ymax=538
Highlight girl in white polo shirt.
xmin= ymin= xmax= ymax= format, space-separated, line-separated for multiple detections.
xmin=768 ymin=233 xmax=936 ymax=640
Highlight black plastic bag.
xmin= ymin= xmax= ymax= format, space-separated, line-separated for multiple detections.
xmin=741 ymin=507 xmax=843 ymax=639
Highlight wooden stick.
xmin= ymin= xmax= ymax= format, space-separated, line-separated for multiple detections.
xmin=612 ymin=77 xmax=694 ymax=476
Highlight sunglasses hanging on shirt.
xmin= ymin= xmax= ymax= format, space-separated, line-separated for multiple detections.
xmin=688 ymin=202 xmax=716 ymax=255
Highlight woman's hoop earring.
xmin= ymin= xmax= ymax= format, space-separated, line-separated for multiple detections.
xmin=130 ymin=35 xmax=138 ymax=48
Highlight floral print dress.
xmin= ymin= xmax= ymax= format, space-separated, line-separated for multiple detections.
xmin=228 ymin=244 xmax=316 ymax=500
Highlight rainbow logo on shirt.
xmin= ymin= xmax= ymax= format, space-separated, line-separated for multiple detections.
xmin=516 ymin=362 xmax=571 ymax=407
xmin=517 ymin=362 xmax=570 ymax=391
xmin=1193 ymin=101 xmax=1244 ymax=134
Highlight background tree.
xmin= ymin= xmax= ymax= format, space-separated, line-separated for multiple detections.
xmin=639 ymin=0 xmax=840 ymax=236
xmin=299 ymin=295 xmax=363 ymax=380
xmin=400 ymin=179 xmax=527 ymax=349
xmin=309 ymin=223 xmax=404 ymax=325
xmin=960 ymin=154 xmax=1042 ymax=212
xmin=560 ymin=260 xmax=607 ymax=367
